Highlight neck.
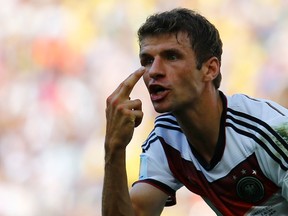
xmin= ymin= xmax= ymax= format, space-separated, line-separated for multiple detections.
xmin=173 ymin=90 xmax=223 ymax=163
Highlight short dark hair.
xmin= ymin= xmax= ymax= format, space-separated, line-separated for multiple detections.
xmin=137 ymin=8 xmax=223 ymax=89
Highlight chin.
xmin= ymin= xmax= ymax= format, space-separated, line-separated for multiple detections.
xmin=155 ymin=109 xmax=167 ymax=114
xmin=153 ymin=104 xmax=171 ymax=114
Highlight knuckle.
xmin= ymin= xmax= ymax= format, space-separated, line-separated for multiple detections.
xmin=106 ymin=95 xmax=113 ymax=105
xmin=134 ymin=99 xmax=142 ymax=108
xmin=116 ymin=104 xmax=130 ymax=116
xmin=116 ymin=103 xmax=125 ymax=112
xmin=106 ymin=95 xmax=119 ymax=107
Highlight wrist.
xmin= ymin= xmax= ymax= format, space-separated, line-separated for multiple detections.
xmin=104 ymin=140 xmax=126 ymax=163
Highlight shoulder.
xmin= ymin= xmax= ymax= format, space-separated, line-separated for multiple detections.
xmin=143 ymin=113 xmax=190 ymax=158
xmin=226 ymin=93 xmax=288 ymax=121
xmin=154 ymin=113 xmax=182 ymax=132
xmin=224 ymin=93 xmax=288 ymax=152
xmin=142 ymin=113 xmax=182 ymax=151
xmin=152 ymin=113 xmax=184 ymax=144
xmin=141 ymin=113 xmax=179 ymax=153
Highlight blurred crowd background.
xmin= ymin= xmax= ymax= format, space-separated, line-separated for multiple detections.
xmin=0 ymin=0 xmax=287 ymax=215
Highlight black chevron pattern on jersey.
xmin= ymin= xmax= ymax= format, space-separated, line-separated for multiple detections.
xmin=155 ymin=114 xmax=182 ymax=132
xmin=141 ymin=113 xmax=182 ymax=152
xmin=141 ymin=131 xmax=158 ymax=152
xmin=227 ymin=108 xmax=288 ymax=171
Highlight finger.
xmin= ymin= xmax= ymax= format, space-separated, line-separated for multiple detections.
xmin=123 ymin=99 xmax=142 ymax=111
xmin=130 ymin=100 xmax=143 ymax=128
xmin=132 ymin=110 xmax=144 ymax=128
xmin=106 ymin=67 xmax=145 ymax=108
xmin=111 ymin=67 xmax=145 ymax=96
xmin=118 ymin=67 xmax=145 ymax=98
xmin=122 ymin=99 xmax=143 ymax=127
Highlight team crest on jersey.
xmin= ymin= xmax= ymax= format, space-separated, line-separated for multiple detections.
xmin=236 ymin=176 xmax=264 ymax=203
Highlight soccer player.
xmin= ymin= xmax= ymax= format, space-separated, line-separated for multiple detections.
xmin=102 ymin=8 xmax=288 ymax=215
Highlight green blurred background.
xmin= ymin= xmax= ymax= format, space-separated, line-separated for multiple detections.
xmin=0 ymin=0 xmax=287 ymax=215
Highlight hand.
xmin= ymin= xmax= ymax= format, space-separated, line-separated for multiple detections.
xmin=105 ymin=67 xmax=145 ymax=152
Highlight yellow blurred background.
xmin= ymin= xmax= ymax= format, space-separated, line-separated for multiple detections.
xmin=0 ymin=0 xmax=287 ymax=215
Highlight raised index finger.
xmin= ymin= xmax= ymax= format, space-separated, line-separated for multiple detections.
xmin=118 ymin=67 xmax=145 ymax=97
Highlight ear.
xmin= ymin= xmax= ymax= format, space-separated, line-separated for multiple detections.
xmin=202 ymin=57 xmax=220 ymax=82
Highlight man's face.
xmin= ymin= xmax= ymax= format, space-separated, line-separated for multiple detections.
xmin=140 ymin=32 xmax=206 ymax=114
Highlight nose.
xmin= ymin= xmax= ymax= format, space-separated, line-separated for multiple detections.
xmin=147 ymin=57 xmax=165 ymax=79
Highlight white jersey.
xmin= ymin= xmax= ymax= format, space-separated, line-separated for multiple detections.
xmin=134 ymin=92 xmax=288 ymax=215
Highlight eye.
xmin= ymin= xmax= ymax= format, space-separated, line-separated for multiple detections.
xmin=140 ymin=57 xmax=154 ymax=66
xmin=165 ymin=50 xmax=181 ymax=61
xmin=167 ymin=54 xmax=178 ymax=60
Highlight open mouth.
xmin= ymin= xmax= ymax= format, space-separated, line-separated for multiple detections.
xmin=148 ymin=84 xmax=169 ymax=101
xmin=149 ymin=85 xmax=166 ymax=95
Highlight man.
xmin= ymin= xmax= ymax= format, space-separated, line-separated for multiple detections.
xmin=102 ymin=8 xmax=288 ymax=215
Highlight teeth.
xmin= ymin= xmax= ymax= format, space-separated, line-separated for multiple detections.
xmin=156 ymin=89 xmax=164 ymax=94
xmin=149 ymin=85 xmax=166 ymax=94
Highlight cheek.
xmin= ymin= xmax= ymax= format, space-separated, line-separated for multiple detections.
xmin=172 ymin=73 xmax=191 ymax=87
xmin=142 ymin=73 xmax=149 ymax=87
xmin=174 ymin=76 xmax=197 ymax=95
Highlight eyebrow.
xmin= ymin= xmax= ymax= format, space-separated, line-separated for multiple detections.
xmin=139 ymin=48 xmax=184 ymax=58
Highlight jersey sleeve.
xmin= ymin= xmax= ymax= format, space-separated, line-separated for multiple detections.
xmin=255 ymin=115 xmax=288 ymax=201
xmin=133 ymin=130 xmax=183 ymax=206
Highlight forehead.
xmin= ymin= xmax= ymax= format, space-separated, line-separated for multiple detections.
xmin=139 ymin=32 xmax=192 ymax=53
